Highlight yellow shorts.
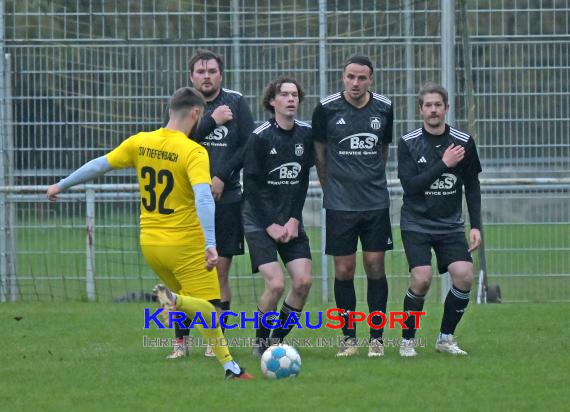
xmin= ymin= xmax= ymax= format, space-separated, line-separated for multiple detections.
xmin=141 ymin=244 xmax=220 ymax=301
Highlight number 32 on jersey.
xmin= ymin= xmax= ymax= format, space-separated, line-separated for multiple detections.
xmin=140 ymin=166 xmax=174 ymax=215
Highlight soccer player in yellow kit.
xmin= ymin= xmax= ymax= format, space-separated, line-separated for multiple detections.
xmin=47 ymin=87 xmax=253 ymax=380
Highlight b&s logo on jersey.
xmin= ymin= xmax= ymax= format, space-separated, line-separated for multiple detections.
xmin=426 ymin=173 xmax=458 ymax=196
xmin=295 ymin=143 xmax=304 ymax=157
xmin=268 ymin=162 xmax=302 ymax=185
xmin=338 ymin=133 xmax=378 ymax=156
xmin=370 ymin=117 xmax=382 ymax=130
xmin=204 ymin=126 xmax=228 ymax=147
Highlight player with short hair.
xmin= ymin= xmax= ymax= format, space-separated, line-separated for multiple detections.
xmin=47 ymin=87 xmax=253 ymax=380
xmin=242 ymin=77 xmax=313 ymax=357
xmin=167 ymin=49 xmax=255 ymax=358
xmin=312 ymin=54 xmax=394 ymax=357
xmin=397 ymin=82 xmax=482 ymax=357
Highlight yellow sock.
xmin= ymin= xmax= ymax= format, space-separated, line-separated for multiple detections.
xmin=175 ymin=294 xmax=233 ymax=364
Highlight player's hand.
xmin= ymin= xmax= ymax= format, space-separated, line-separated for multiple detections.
xmin=211 ymin=177 xmax=225 ymax=201
xmin=205 ymin=247 xmax=219 ymax=271
xmin=211 ymin=105 xmax=233 ymax=125
xmin=47 ymin=184 xmax=61 ymax=201
xmin=282 ymin=218 xmax=300 ymax=243
xmin=468 ymin=228 xmax=481 ymax=252
xmin=442 ymin=144 xmax=465 ymax=168
xmin=266 ymin=224 xmax=287 ymax=242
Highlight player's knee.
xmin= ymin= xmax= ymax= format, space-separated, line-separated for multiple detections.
xmin=335 ymin=262 xmax=356 ymax=279
xmin=413 ymin=278 xmax=431 ymax=294
xmin=292 ymin=275 xmax=312 ymax=297
xmin=364 ymin=263 xmax=385 ymax=279
xmin=363 ymin=258 xmax=385 ymax=277
xmin=267 ymin=280 xmax=285 ymax=298
xmin=410 ymin=268 xmax=432 ymax=294
xmin=455 ymin=271 xmax=474 ymax=289
xmin=449 ymin=262 xmax=474 ymax=288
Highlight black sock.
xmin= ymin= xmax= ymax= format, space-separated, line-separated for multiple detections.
xmin=334 ymin=278 xmax=357 ymax=340
xmin=440 ymin=285 xmax=470 ymax=335
xmin=402 ymin=289 xmax=426 ymax=340
xmin=219 ymin=301 xmax=230 ymax=334
xmin=271 ymin=301 xmax=302 ymax=342
xmin=174 ymin=316 xmax=191 ymax=340
xmin=367 ymin=277 xmax=388 ymax=340
xmin=255 ymin=307 xmax=275 ymax=349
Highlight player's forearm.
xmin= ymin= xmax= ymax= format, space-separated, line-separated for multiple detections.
xmin=193 ymin=183 xmax=216 ymax=249
xmin=192 ymin=115 xmax=217 ymax=142
xmin=237 ymin=98 xmax=255 ymax=138
xmin=399 ymin=160 xmax=448 ymax=195
xmin=464 ymin=175 xmax=482 ymax=229
xmin=217 ymin=144 xmax=246 ymax=182
xmin=382 ymin=143 xmax=390 ymax=165
xmin=314 ymin=142 xmax=327 ymax=186
xmin=291 ymin=179 xmax=309 ymax=221
xmin=315 ymin=162 xmax=326 ymax=188
xmin=245 ymin=181 xmax=275 ymax=228
xmin=57 ymin=156 xmax=112 ymax=191
xmin=217 ymin=105 xmax=253 ymax=179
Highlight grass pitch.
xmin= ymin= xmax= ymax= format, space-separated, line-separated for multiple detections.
xmin=13 ymin=218 xmax=570 ymax=302
xmin=2 ymin=302 xmax=569 ymax=411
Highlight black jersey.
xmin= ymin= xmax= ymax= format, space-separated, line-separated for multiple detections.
xmin=242 ymin=119 xmax=314 ymax=232
xmin=398 ymin=125 xmax=482 ymax=234
xmin=312 ymin=91 xmax=393 ymax=211
xmin=193 ymin=88 xmax=255 ymax=204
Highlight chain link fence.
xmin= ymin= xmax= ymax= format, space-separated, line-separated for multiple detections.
xmin=0 ymin=0 xmax=568 ymax=303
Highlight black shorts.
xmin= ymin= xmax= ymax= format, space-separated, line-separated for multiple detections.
xmin=215 ymin=201 xmax=244 ymax=257
xmin=401 ymin=230 xmax=472 ymax=274
xmin=325 ymin=209 xmax=393 ymax=256
xmin=245 ymin=229 xmax=312 ymax=273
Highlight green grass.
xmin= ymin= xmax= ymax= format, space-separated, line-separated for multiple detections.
xmin=1 ymin=302 xmax=569 ymax=411
xmin=9 ymin=210 xmax=570 ymax=302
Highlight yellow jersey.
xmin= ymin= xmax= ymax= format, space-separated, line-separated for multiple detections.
xmin=106 ymin=128 xmax=211 ymax=245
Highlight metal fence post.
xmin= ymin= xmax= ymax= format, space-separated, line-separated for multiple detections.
xmin=0 ymin=2 xmax=7 ymax=302
xmin=231 ymin=0 xmax=241 ymax=90
xmin=318 ymin=0 xmax=328 ymax=304
xmin=405 ymin=0 xmax=416 ymax=132
xmin=85 ymin=188 xmax=96 ymax=301
xmin=5 ymin=52 xmax=16 ymax=301
xmin=440 ymin=0 xmax=456 ymax=302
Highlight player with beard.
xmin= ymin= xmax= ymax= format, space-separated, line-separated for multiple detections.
xmin=167 ymin=50 xmax=255 ymax=358
xmin=47 ymin=87 xmax=253 ymax=380
xmin=397 ymin=82 xmax=482 ymax=357
xmin=312 ymin=55 xmax=393 ymax=358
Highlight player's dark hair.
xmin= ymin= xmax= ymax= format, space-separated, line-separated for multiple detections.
xmin=188 ymin=49 xmax=224 ymax=74
xmin=343 ymin=54 xmax=374 ymax=75
xmin=262 ymin=76 xmax=305 ymax=113
xmin=417 ymin=81 xmax=449 ymax=107
xmin=169 ymin=87 xmax=206 ymax=114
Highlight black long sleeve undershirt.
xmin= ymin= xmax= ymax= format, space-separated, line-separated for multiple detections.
xmin=398 ymin=139 xmax=449 ymax=196
xmin=189 ymin=94 xmax=254 ymax=184
xmin=243 ymin=134 xmax=276 ymax=228
xmin=398 ymin=135 xmax=482 ymax=230
xmin=215 ymin=99 xmax=254 ymax=182
xmin=290 ymin=165 xmax=310 ymax=222
xmin=464 ymin=169 xmax=482 ymax=229
xmin=193 ymin=115 xmax=217 ymax=143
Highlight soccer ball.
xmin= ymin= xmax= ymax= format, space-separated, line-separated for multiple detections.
xmin=260 ymin=344 xmax=302 ymax=379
